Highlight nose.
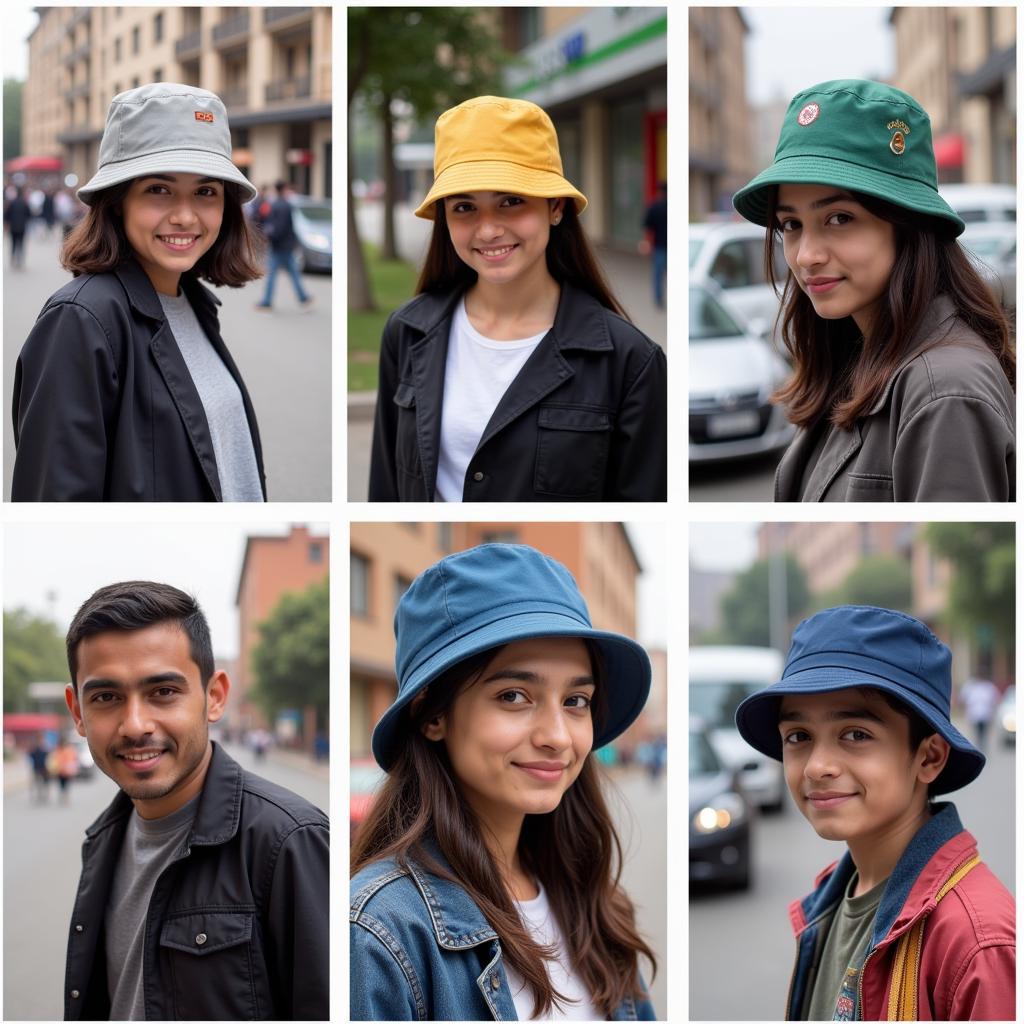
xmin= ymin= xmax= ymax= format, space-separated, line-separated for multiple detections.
xmin=804 ymin=740 xmax=840 ymax=781
xmin=168 ymin=196 xmax=199 ymax=227
xmin=531 ymin=702 xmax=573 ymax=752
xmin=795 ymin=227 xmax=826 ymax=270
xmin=118 ymin=695 xmax=155 ymax=741
xmin=475 ymin=211 xmax=505 ymax=242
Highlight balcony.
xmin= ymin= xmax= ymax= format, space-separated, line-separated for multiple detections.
xmin=220 ymin=85 xmax=250 ymax=109
xmin=212 ymin=12 xmax=250 ymax=48
xmin=264 ymin=7 xmax=312 ymax=32
xmin=266 ymin=75 xmax=311 ymax=103
xmin=63 ymin=81 xmax=91 ymax=101
xmin=66 ymin=9 xmax=90 ymax=33
xmin=175 ymin=30 xmax=202 ymax=60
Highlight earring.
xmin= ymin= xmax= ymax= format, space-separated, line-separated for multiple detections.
xmin=552 ymin=215 xmax=561 ymax=225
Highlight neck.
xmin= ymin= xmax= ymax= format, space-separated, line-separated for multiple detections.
xmin=132 ymin=740 xmax=211 ymax=820
xmin=847 ymin=800 xmax=931 ymax=895
xmin=466 ymin=264 xmax=560 ymax=338
xmin=474 ymin=808 xmax=537 ymax=901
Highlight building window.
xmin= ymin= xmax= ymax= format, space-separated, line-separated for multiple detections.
xmin=153 ymin=68 xmax=163 ymax=83
xmin=132 ymin=76 xmax=140 ymax=89
xmin=393 ymin=574 xmax=413 ymax=612
xmin=114 ymin=37 xmax=121 ymax=62
xmin=351 ymin=552 xmax=370 ymax=617
xmin=132 ymin=26 xmax=140 ymax=55
xmin=309 ymin=541 xmax=323 ymax=564
xmin=154 ymin=13 xmax=163 ymax=43
xmin=481 ymin=530 xmax=520 ymax=544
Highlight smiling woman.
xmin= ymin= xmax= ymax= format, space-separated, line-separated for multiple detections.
xmin=11 ymin=82 xmax=267 ymax=502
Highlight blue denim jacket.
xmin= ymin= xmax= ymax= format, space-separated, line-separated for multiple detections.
xmin=350 ymin=855 xmax=656 ymax=1021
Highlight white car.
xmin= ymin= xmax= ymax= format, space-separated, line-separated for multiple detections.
xmin=689 ymin=284 xmax=795 ymax=463
xmin=689 ymin=645 xmax=787 ymax=811
xmin=939 ymin=183 xmax=1015 ymax=225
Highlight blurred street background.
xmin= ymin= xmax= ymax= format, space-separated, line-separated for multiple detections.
xmin=3 ymin=6 xmax=333 ymax=500
xmin=350 ymin=522 xmax=667 ymax=1015
xmin=688 ymin=7 xmax=1016 ymax=500
xmin=4 ymin=521 xmax=330 ymax=1020
xmin=347 ymin=7 xmax=668 ymax=500
xmin=689 ymin=521 xmax=1015 ymax=1019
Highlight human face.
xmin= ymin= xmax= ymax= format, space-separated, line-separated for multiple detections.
xmin=424 ymin=637 xmax=595 ymax=834
xmin=120 ymin=173 xmax=225 ymax=295
xmin=443 ymin=192 xmax=563 ymax=290
xmin=65 ymin=622 xmax=229 ymax=819
xmin=778 ymin=689 xmax=945 ymax=846
xmin=775 ymin=184 xmax=897 ymax=333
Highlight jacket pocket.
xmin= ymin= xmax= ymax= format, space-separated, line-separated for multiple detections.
xmin=535 ymin=405 xmax=612 ymax=498
xmin=392 ymin=381 xmax=423 ymax=482
xmin=845 ymin=472 xmax=894 ymax=502
xmin=159 ymin=910 xmax=260 ymax=1020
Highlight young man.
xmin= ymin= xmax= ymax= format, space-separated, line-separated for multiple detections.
xmin=735 ymin=605 xmax=1014 ymax=1021
xmin=62 ymin=581 xmax=329 ymax=1021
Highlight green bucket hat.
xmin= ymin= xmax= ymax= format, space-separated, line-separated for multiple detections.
xmin=733 ymin=79 xmax=964 ymax=237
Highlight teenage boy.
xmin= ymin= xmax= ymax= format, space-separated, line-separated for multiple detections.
xmin=735 ymin=605 xmax=1014 ymax=1021
xmin=62 ymin=581 xmax=329 ymax=1020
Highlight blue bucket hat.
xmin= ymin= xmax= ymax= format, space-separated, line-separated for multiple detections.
xmin=371 ymin=543 xmax=652 ymax=771
xmin=735 ymin=605 xmax=984 ymax=795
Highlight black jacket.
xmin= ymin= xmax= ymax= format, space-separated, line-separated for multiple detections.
xmin=263 ymin=197 xmax=297 ymax=253
xmin=12 ymin=258 xmax=266 ymax=501
xmin=369 ymin=284 xmax=667 ymax=501
xmin=64 ymin=743 xmax=329 ymax=1021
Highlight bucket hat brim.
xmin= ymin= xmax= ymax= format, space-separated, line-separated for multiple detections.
xmin=735 ymin=668 xmax=985 ymax=795
xmin=371 ymin=609 xmax=650 ymax=770
xmin=732 ymin=154 xmax=965 ymax=237
xmin=414 ymin=160 xmax=588 ymax=219
xmin=77 ymin=150 xmax=257 ymax=205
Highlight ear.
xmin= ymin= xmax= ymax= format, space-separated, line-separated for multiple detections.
xmin=549 ymin=197 xmax=565 ymax=225
xmin=65 ymin=684 xmax=87 ymax=739
xmin=916 ymin=734 xmax=950 ymax=785
xmin=205 ymin=670 xmax=231 ymax=723
xmin=421 ymin=715 xmax=446 ymax=742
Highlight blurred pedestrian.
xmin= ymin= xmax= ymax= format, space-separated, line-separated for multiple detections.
xmin=11 ymin=83 xmax=268 ymax=502
xmin=369 ymin=96 xmax=667 ymax=503
xmin=27 ymin=733 xmax=51 ymax=803
xmin=735 ymin=606 xmax=1015 ymax=1020
xmin=639 ymin=181 xmax=667 ymax=309
xmin=53 ymin=737 xmax=80 ymax=804
xmin=4 ymin=185 xmax=31 ymax=268
xmin=733 ymin=80 xmax=1014 ymax=502
xmin=351 ymin=543 xmax=657 ymax=1020
xmin=62 ymin=580 xmax=328 ymax=1019
xmin=255 ymin=180 xmax=312 ymax=310
xmin=41 ymin=188 xmax=57 ymax=235
xmin=960 ymin=673 xmax=1001 ymax=750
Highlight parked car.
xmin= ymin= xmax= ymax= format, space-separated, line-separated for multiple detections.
xmin=997 ymin=685 xmax=1016 ymax=746
xmin=689 ymin=284 xmax=795 ymax=464
xmin=289 ymin=194 xmax=332 ymax=272
xmin=690 ymin=645 xmax=787 ymax=811
xmin=960 ymin=221 xmax=1015 ymax=312
xmin=939 ymin=183 xmax=1015 ymax=224
xmin=350 ymin=757 xmax=386 ymax=838
xmin=71 ymin=737 xmax=95 ymax=778
xmin=690 ymin=716 xmax=752 ymax=890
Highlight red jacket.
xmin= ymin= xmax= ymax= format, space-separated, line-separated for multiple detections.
xmin=787 ymin=804 xmax=1014 ymax=1020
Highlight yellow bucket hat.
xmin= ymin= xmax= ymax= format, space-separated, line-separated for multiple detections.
xmin=413 ymin=95 xmax=588 ymax=220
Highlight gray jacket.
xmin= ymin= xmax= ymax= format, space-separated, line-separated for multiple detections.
xmin=775 ymin=296 xmax=1015 ymax=502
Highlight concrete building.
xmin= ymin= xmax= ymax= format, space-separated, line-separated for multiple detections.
xmin=689 ymin=7 xmax=753 ymax=219
xmin=689 ymin=566 xmax=734 ymax=637
xmin=350 ymin=522 xmax=649 ymax=759
xmin=22 ymin=6 xmax=332 ymax=197
xmin=234 ymin=524 xmax=330 ymax=729
xmin=890 ymin=6 xmax=1015 ymax=184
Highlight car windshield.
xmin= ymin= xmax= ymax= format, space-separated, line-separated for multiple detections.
xmin=689 ymin=729 xmax=721 ymax=774
xmin=295 ymin=205 xmax=331 ymax=222
xmin=690 ymin=287 xmax=742 ymax=341
xmin=690 ymin=681 xmax=763 ymax=730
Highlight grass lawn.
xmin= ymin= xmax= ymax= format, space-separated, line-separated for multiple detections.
xmin=348 ymin=244 xmax=417 ymax=392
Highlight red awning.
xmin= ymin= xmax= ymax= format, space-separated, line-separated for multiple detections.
xmin=3 ymin=712 xmax=62 ymax=732
xmin=933 ymin=134 xmax=965 ymax=169
xmin=4 ymin=155 xmax=63 ymax=173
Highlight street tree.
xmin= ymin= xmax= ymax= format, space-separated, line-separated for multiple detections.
xmin=3 ymin=608 xmax=67 ymax=712
xmin=816 ymin=554 xmax=913 ymax=613
xmin=717 ymin=555 xmax=810 ymax=649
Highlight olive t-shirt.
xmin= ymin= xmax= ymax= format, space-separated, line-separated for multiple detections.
xmin=804 ymin=873 xmax=887 ymax=1021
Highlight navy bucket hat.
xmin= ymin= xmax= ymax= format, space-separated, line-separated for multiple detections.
xmin=735 ymin=605 xmax=985 ymax=795
xmin=371 ymin=543 xmax=652 ymax=771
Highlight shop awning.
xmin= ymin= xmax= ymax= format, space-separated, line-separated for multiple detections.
xmin=4 ymin=155 xmax=62 ymax=173
xmin=3 ymin=712 xmax=62 ymax=732
xmin=933 ymin=133 xmax=965 ymax=169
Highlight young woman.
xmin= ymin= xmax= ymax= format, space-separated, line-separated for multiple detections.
xmin=732 ymin=79 xmax=1015 ymax=502
xmin=351 ymin=543 xmax=657 ymax=1020
xmin=368 ymin=96 xmax=667 ymax=502
xmin=12 ymin=82 xmax=266 ymax=502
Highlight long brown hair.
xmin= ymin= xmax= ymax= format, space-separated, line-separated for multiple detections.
xmin=61 ymin=179 xmax=264 ymax=287
xmin=765 ymin=188 xmax=1014 ymax=430
xmin=416 ymin=200 xmax=629 ymax=318
xmin=351 ymin=641 xmax=655 ymax=1018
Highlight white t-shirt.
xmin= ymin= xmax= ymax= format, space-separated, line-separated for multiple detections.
xmin=434 ymin=299 xmax=548 ymax=502
xmin=503 ymin=882 xmax=602 ymax=1021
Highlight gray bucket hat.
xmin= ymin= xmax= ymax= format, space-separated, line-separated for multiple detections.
xmin=77 ymin=83 xmax=257 ymax=205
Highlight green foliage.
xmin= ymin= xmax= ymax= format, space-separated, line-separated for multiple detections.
xmin=251 ymin=579 xmax=329 ymax=729
xmin=3 ymin=79 xmax=23 ymax=162
xmin=3 ymin=608 xmax=67 ymax=712
xmin=717 ymin=555 xmax=810 ymax=648
xmin=815 ymin=554 xmax=913 ymax=613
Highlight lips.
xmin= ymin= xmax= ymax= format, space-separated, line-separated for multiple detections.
xmin=514 ymin=760 xmax=568 ymax=782
xmin=806 ymin=790 xmax=857 ymax=809
xmin=804 ymin=276 xmax=843 ymax=295
xmin=116 ymin=748 xmax=168 ymax=772
xmin=475 ymin=243 xmax=518 ymax=262
xmin=157 ymin=235 xmax=200 ymax=251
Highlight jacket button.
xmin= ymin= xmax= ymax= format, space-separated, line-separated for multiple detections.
xmin=490 ymin=974 xmax=500 ymax=990
xmin=75 ymin=924 xmax=83 ymax=932
xmin=473 ymin=471 xmax=484 ymax=482
xmin=195 ymin=933 xmax=207 ymax=946
xmin=70 ymin=990 xmax=80 ymax=999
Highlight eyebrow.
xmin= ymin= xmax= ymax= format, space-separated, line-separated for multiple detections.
xmin=80 ymin=671 xmax=189 ymax=694
xmin=138 ymin=174 xmax=221 ymax=185
xmin=482 ymin=669 xmax=596 ymax=687
xmin=775 ymin=192 xmax=857 ymax=213
xmin=778 ymin=707 xmax=887 ymax=725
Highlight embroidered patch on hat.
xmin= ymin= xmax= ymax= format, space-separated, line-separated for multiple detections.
xmin=887 ymin=119 xmax=909 ymax=156
xmin=195 ymin=111 xmax=214 ymax=123
xmin=797 ymin=103 xmax=820 ymax=126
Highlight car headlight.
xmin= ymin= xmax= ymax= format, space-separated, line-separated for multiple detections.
xmin=1002 ymin=712 xmax=1016 ymax=732
xmin=304 ymin=232 xmax=330 ymax=250
xmin=692 ymin=791 xmax=746 ymax=833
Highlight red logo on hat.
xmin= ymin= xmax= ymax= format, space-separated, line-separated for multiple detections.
xmin=797 ymin=103 xmax=820 ymax=126
xmin=195 ymin=111 xmax=214 ymax=123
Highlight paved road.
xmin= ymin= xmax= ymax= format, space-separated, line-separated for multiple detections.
xmin=690 ymin=452 xmax=779 ymax=502
xmin=3 ymin=227 xmax=331 ymax=501
xmin=689 ymin=731 xmax=1015 ymax=1020
xmin=3 ymin=739 xmax=327 ymax=1021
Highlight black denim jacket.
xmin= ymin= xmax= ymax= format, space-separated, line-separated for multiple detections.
xmin=64 ymin=743 xmax=328 ymax=1021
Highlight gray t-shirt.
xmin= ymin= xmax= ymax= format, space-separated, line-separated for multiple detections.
xmin=158 ymin=291 xmax=263 ymax=502
xmin=105 ymin=796 xmax=199 ymax=1021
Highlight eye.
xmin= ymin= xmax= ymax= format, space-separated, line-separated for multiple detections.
xmin=144 ymin=184 xmax=171 ymax=195
xmin=196 ymin=186 xmax=220 ymax=198
xmin=499 ymin=195 xmax=525 ymax=207
xmin=564 ymin=694 xmax=592 ymax=709
xmin=90 ymin=691 xmax=118 ymax=704
xmin=782 ymin=729 xmax=810 ymax=744
xmin=153 ymin=686 xmax=179 ymax=698
xmin=840 ymin=727 xmax=872 ymax=742
xmin=826 ymin=212 xmax=853 ymax=226
xmin=497 ymin=690 xmax=529 ymax=705
xmin=449 ymin=201 xmax=474 ymax=215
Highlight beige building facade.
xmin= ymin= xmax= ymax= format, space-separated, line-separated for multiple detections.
xmin=23 ymin=6 xmax=332 ymax=197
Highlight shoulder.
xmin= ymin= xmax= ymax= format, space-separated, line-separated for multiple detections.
xmin=38 ymin=273 xmax=128 ymax=330
xmin=238 ymin=768 xmax=329 ymax=837
xmin=351 ymin=858 xmax=422 ymax=918
xmin=928 ymin=859 xmax=1015 ymax=949
xmin=385 ymin=290 xmax=460 ymax=338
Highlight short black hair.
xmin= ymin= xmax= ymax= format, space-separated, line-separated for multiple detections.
xmin=66 ymin=581 xmax=214 ymax=689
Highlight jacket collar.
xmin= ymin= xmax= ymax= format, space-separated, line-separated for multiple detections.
xmin=112 ymin=256 xmax=222 ymax=322
xmin=84 ymin=741 xmax=243 ymax=846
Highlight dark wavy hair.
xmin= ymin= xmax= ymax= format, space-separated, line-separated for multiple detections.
xmin=351 ymin=640 xmax=656 ymax=1018
xmin=61 ymin=179 xmax=264 ymax=287
xmin=416 ymin=199 xmax=629 ymax=318
xmin=764 ymin=187 xmax=1014 ymax=430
